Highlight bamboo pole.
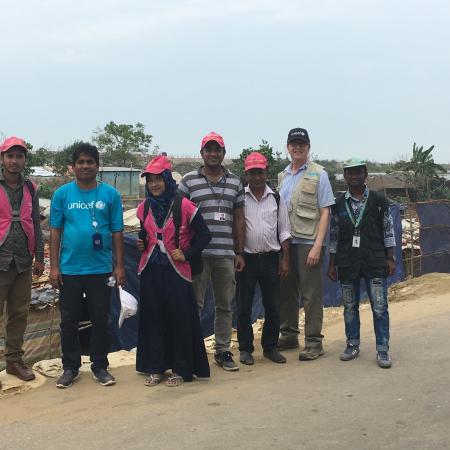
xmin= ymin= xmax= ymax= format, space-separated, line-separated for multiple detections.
xmin=48 ymin=290 xmax=57 ymax=359
xmin=409 ymin=206 xmax=414 ymax=277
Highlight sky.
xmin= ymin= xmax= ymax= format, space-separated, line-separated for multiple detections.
xmin=1 ymin=0 xmax=449 ymax=163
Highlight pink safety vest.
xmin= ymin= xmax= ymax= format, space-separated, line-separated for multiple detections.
xmin=137 ymin=197 xmax=198 ymax=282
xmin=0 ymin=181 xmax=36 ymax=256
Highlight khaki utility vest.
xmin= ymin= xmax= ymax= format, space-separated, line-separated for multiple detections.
xmin=278 ymin=161 xmax=324 ymax=240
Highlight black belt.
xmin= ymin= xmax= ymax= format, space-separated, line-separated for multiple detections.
xmin=244 ymin=251 xmax=279 ymax=258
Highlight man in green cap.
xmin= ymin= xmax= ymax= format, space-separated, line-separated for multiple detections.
xmin=327 ymin=158 xmax=396 ymax=368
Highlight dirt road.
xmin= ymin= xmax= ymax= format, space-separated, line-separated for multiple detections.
xmin=1 ymin=275 xmax=450 ymax=450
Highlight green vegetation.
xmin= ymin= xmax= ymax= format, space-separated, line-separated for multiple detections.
xmin=17 ymin=131 xmax=450 ymax=202
xmin=397 ymin=143 xmax=446 ymax=200
xmin=230 ymin=140 xmax=289 ymax=182
xmin=92 ymin=121 xmax=153 ymax=167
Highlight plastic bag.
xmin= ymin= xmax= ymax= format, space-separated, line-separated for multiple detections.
xmin=118 ymin=287 xmax=138 ymax=328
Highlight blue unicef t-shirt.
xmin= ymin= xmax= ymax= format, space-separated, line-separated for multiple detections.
xmin=50 ymin=181 xmax=124 ymax=275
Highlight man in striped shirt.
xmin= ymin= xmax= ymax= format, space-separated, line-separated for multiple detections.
xmin=237 ymin=152 xmax=291 ymax=366
xmin=179 ymin=131 xmax=245 ymax=371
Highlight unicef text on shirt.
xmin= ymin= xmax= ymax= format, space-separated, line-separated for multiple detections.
xmin=67 ymin=201 xmax=106 ymax=210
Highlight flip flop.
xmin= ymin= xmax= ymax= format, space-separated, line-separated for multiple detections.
xmin=144 ymin=374 xmax=163 ymax=387
xmin=166 ymin=374 xmax=184 ymax=387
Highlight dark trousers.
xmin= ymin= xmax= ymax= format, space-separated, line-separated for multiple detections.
xmin=59 ymin=274 xmax=111 ymax=371
xmin=236 ymin=252 xmax=281 ymax=353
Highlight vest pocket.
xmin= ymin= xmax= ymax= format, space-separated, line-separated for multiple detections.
xmin=292 ymin=206 xmax=318 ymax=236
xmin=298 ymin=182 xmax=318 ymax=208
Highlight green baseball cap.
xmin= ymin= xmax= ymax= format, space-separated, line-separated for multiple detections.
xmin=343 ymin=158 xmax=366 ymax=169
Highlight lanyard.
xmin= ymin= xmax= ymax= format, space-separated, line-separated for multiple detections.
xmin=89 ymin=185 xmax=99 ymax=232
xmin=344 ymin=189 xmax=368 ymax=232
xmin=205 ymin=175 xmax=226 ymax=210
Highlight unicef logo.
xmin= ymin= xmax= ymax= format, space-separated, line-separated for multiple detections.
xmin=95 ymin=201 xmax=106 ymax=210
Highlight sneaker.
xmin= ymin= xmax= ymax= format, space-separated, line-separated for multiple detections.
xmin=214 ymin=351 xmax=239 ymax=371
xmin=92 ymin=368 xmax=116 ymax=386
xmin=340 ymin=344 xmax=360 ymax=361
xmin=239 ymin=351 xmax=254 ymax=365
xmin=299 ymin=347 xmax=324 ymax=361
xmin=56 ymin=369 xmax=79 ymax=389
xmin=377 ymin=351 xmax=392 ymax=369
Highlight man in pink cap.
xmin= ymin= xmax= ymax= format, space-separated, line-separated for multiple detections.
xmin=179 ymin=132 xmax=245 ymax=371
xmin=236 ymin=152 xmax=291 ymax=365
xmin=0 ymin=137 xmax=44 ymax=388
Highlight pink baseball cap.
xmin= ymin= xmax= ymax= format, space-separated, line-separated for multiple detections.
xmin=244 ymin=152 xmax=268 ymax=171
xmin=141 ymin=155 xmax=172 ymax=177
xmin=0 ymin=136 xmax=28 ymax=154
xmin=201 ymin=131 xmax=225 ymax=150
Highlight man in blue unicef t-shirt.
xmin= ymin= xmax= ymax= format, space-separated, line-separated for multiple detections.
xmin=49 ymin=142 xmax=125 ymax=389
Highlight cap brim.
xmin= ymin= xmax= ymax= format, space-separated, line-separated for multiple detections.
xmin=245 ymin=164 xmax=267 ymax=171
xmin=1 ymin=144 xmax=27 ymax=153
xmin=287 ymin=137 xmax=309 ymax=144
xmin=201 ymin=139 xmax=224 ymax=149
xmin=343 ymin=164 xmax=366 ymax=169
xmin=141 ymin=169 xmax=166 ymax=177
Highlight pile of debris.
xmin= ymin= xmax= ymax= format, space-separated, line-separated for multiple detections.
xmin=401 ymin=207 xmax=421 ymax=276
xmin=123 ymin=207 xmax=139 ymax=232
xmin=401 ymin=217 xmax=420 ymax=250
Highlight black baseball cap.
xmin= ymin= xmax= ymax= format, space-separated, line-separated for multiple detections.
xmin=287 ymin=128 xmax=310 ymax=144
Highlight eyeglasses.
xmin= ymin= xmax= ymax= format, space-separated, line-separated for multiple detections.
xmin=289 ymin=141 xmax=309 ymax=149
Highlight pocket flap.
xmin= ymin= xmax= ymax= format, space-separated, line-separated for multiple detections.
xmin=301 ymin=183 xmax=317 ymax=194
xmin=296 ymin=207 xmax=317 ymax=220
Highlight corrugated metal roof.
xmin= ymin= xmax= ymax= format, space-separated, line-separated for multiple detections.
xmin=30 ymin=167 xmax=55 ymax=177
xmin=98 ymin=167 xmax=141 ymax=172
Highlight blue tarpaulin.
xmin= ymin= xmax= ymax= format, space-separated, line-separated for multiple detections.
xmin=416 ymin=201 xmax=450 ymax=274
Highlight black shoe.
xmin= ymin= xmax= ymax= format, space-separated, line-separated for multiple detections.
xmin=214 ymin=351 xmax=239 ymax=371
xmin=239 ymin=351 xmax=254 ymax=365
xmin=92 ymin=368 xmax=116 ymax=386
xmin=340 ymin=344 xmax=360 ymax=361
xmin=263 ymin=348 xmax=287 ymax=364
xmin=56 ymin=369 xmax=79 ymax=389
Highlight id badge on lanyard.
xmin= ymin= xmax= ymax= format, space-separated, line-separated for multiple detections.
xmin=214 ymin=211 xmax=226 ymax=222
xmin=352 ymin=231 xmax=360 ymax=248
xmin=93 ymin=232 xmax=103 ymax=250
xmin=156 ymin=232 xmax=167 ymax=254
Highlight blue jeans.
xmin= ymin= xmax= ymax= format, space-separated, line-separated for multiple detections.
xmin=341 ymin=277 xmax=390 ymax=352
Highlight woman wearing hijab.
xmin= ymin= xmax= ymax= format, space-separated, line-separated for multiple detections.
xmin=136 ymin=155 xmax=211 ymax=387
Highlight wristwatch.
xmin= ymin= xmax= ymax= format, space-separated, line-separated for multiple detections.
xmin=387 ymin=255 xmax=396 ymax=262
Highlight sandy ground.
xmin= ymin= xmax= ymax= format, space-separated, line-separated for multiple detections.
xmin=1 ymin=273 xmax=449 ymax=450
